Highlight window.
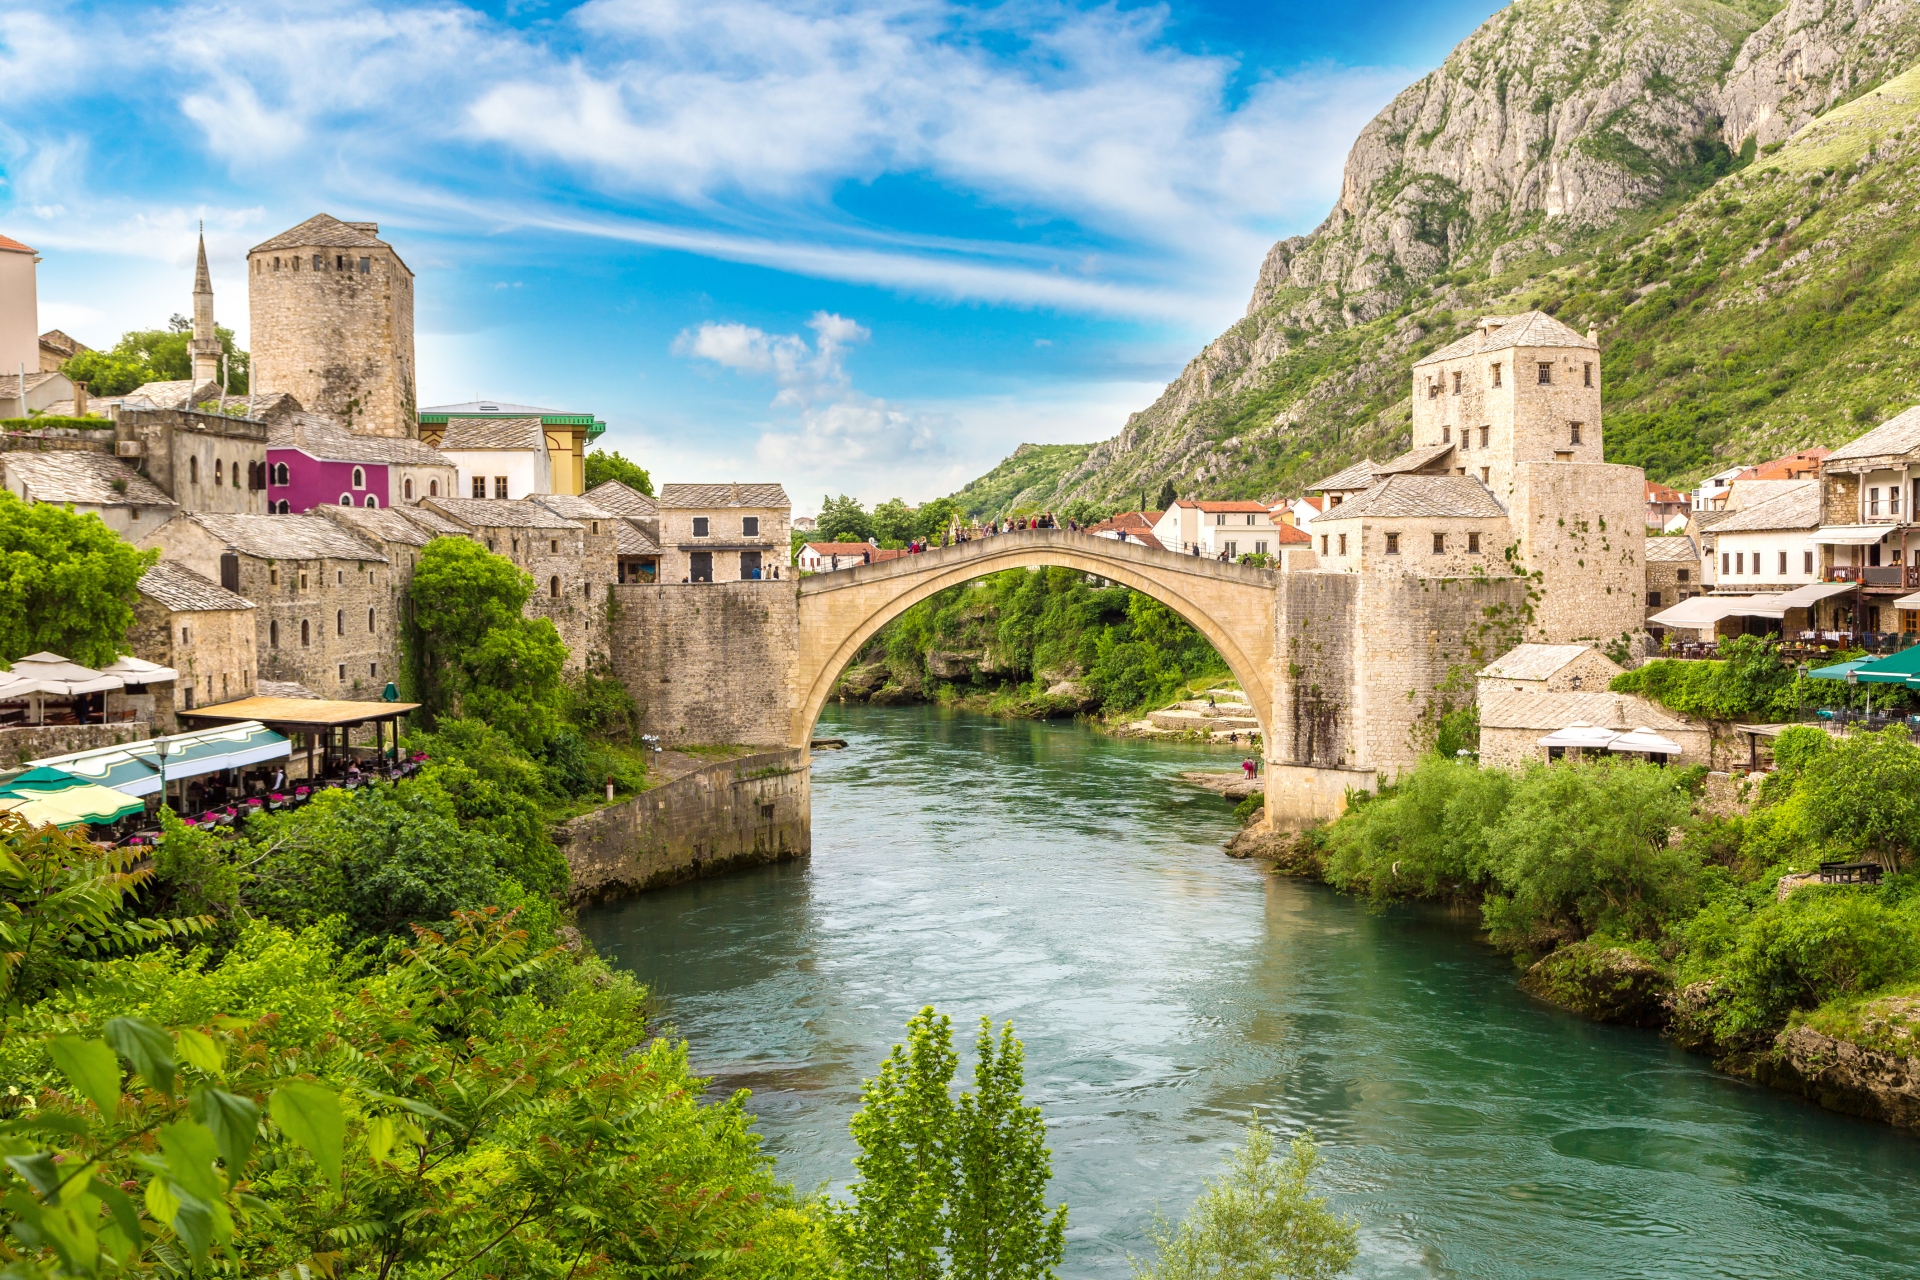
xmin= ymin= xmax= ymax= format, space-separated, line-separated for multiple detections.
xmin=591 ymin=521 xmax=600 ymax=535
xmin=312 ymin=254 xmax=323 ymax=270
xmin=337 ymin=570 xmax=343 ymax=585
xmin=1721 ymin=552 xmax=1729 ymax=574
xmin=585 ymin=583 xmax=592 ymax=599
xmin=269 ymin=567 xmax=278 ymax=585
xmin=1451 ymin=371 xmax=1461 ymax=394
xmin=1584 ymin=362 xmax=1593 ymax=387
xmin=1649 ymin=591 xmax=1663 ymax=608
xmin=1442 ymin=426 xmax=1450 ymax=443
xmin=273 ymin=256 xmax=280 ymax=269
xmin=1481 ymin=467 xmax=1490 ymax=483
xmin=429 ymin=479 xmax=439 ymax=497
xmin=269 ymin=620 xmax=279 ymax=648
xmin=189 ymin=456 xmax=199 ymax=484
xmin=550 ymin=575 xmax=560 ymax=598
xmin=1432 ymin=532 xmax=1445 ymax=553
xmin=1736 ymin=552 xmax=1745 ymax=574
xmin=340 ymin=494 xmax=352 ymax=506
xmin=337 ymin=663 xmax=346 ymax=681
xmin=1255 ymin=541 xmax=1268 ymax=555
xmin=300 ymin=619 xmax=310 ymax=647
xmin=368 ymin=607 xmax=375 ymax=632
xmin=1870 ymin=487 xmax=1881 ymax=516
xmin=1480 ymin=425 xmax=1489 ymax=447
xmin=371 ymin=662 xmax=378 ymax=677
xmin=1224 ymin=541 xmax=1238 ymax=558
xmin=299 ymin=570 xmax=309 ymax=589
xmin=1246 ymin=514 xmax=1257 ymax=526
xmin=472 ymin=476 xmax=486 ymax=498
xmin=743 ymin=516 xmax=760 ymax=536
xmin=180 ymin=624 xmax=190 ymax=644
xmin=364 ymin=495 xmax=377 ymax=508
xmin=1337 ymin=533 xmax=1347 ymax=555
xmin=403 ymin=477 xmax=413 ymax=500
xmin=1427 ymin=379 xmax=1438 ymax=399
xmin=336 ymin=609 xmax=345 ymax=636
xmin=1779 ymin=551 xmax=1789 ymax=575
xmin=550 ymin=539 xmax=558 ymax=553
xmin=1678 ymin=569 xmax=1690 ymax=582
xmin=1467 ymin=532 xmax=1481 ymax=553
xmin=693 ymin=516 xmax=711 ymax=537
xmin=183 ymin=687 xmax=194 ymax=710
xmin=1803 ymin=551 xmax=1813 ymax=574
xmin=278 ymin=500 xmax=291 ymax=514
xmin=1385 ymin=532 xmax=1400 ymax=554
xmin=1216 ymin=513 xmax=1226 ymax=526
xmin=1569 ymin=423 xmax=1582 ymax=445
xmin=358 ymin=257 xmax=371 ymax=273
xmin=336 ymin=255 xmax=345 ymax=270
xmin=214 ymin=458 xmax=224 ymax=486
xmin=493 ymin=476 xmax=508 ymax=499
xmin=1554 ymin=451 xmax=1573 ymax=463
xmin=274 ymin=462 xmax=289 ymax=485
xmin=690 ymin=551 xmax=713 ymax=582
xmin=1320 ymin=535 xmax=1328 ymax=554
xmin=368 ymin=570 xmax=375 ymax=584
xmin=1491 ymin=363 xmax=1502 ymax=387
xmin=742 ymin=551 xmax=763 ymax=579
xmin=352 ymin=467 xmax=365 ymax=489
xmin=1538 ymin=363 xmax=1553 ymax=384
xmin=1894 ymin=485 xmax=1904 ymax=516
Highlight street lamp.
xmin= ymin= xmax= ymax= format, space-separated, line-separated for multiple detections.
xmin=1797 ymin=663 xmax=1810 ymax=722
xmin=153 ymin=734 xmax=173 ymax=816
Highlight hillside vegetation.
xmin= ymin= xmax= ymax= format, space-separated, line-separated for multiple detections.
xmin=955 ymin=0 xmax=1920 ymax=508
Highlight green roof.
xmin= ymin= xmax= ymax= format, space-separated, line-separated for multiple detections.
xmin=418 ymin=411 xmax=605 ymax=441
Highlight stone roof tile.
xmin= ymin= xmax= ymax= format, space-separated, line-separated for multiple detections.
xmin=1826 ymin=405 xmax=1920 ymax=462
xmin=421 ymin=496 xmax=581 ymax=529
xmin=1645 ymin=535 xmax=1700 ymax=562
xmin=437 ymin=418 xmax=545 ymax=450
xmin=1413 ymin=311 xmax=1597 ymax=367
xmin=1305 ymin=459 xmax=1380 ymax=492
xmin=1480 ymin=643 xmax=1614 ymax=682
xmin=320 ymin=504 xmax=435 ymax=547
xmin=1478 ymin=689 xmax=1692 ymax=733
xmin=250 ymin=214 xmax=390 ymax=254
xmin=1 ymin=451 xmax=174 ymax=509
xmin=271 ymin=414 xmax=448 ymax=465
xmin=138 ymin=561 xmax=253 ymax=612
xmin=585 ymin=479 xmax=658 ymax=519
xmin=1707 ymin=481 xmax=1820 ymax=533
xmin=658 ymin=482 xmax=789 ymax=509
xmin=1375 ymin=442 xmax=1456 ymax=475
xmin=1312 ymin=473 xmax=1506 ymax=520
xmin=529 ymin=493 xmax=617 ymax=522
xmin=192 ymin=513 xmax=387 ymax=562
xmin=614 ymin=520 xmax=660 ymax=555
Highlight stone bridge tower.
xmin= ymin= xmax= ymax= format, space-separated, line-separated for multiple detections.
xmin=247 ymin=214 xmax=417 ymax=437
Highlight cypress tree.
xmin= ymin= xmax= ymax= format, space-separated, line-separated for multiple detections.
xmin=950 ymin=1019 xmax=1068 ymax=1280
xmin=1156 ymin=479 xmax=1177 ymax=511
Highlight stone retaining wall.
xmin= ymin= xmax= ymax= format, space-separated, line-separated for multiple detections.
xmin=0 ymin=721 xmax=151 ymax=769
xmin=554 ymin=748 xmax=810 ymax=901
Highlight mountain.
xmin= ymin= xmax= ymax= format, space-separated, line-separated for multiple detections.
xmin=957 ymin=0 xmax=1920 ymax=510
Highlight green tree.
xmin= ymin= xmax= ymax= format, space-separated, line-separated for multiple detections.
xmin=1133 ymin=1123 xmax=1357 ymax=1280
xmin=914 ymin=497 xmax=961 ymax=543
xmin=833 ymin=1007 xmax=959 ymax=1279
xmin=0 ymin=492 xmax=156 ymax=668
xmin=820 ymin=494 xmax=875 ymax=543
xmin=1156 ymin=481 xmax=1177 ymax=512
xmin=583 ymin=448 xmax=654 ymax=496
xmin=62 ymin=315 xmax=249 ymax=397
xmin=1792 ymin=725 xmax=1920 ymax=876
xmin=873 ymin=498 xmax=917 ymax=548
xmin=951 ymin=1020 xmax=1068 ymax=1280
xmin=407 ymin=537 xmax=567 ymax=746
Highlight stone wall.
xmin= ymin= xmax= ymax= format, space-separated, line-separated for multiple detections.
xmin=657 ymin=502 xmax=791 ymax=584
xmin=116 ymin=408 xmax=269 ymax=515
xmin=1272 ymin=571 xmax=1358 ymax=770
xmin=1644 ymin=547 xmax=1701 ymax=621
xmin=129 ymin=594 xmax=258 ymax=726
xmin=0 ymin=722 xmax=151 ymax=769
xmin=248 ymin=245 xmax=416 ymax=438
xmin=554 ymin=749 xmax=810 ymax=901
xmin=609 ymin=581 xmax=800 ymax=746
xmin=1512 ymin=461 xmax=1647 ymax=646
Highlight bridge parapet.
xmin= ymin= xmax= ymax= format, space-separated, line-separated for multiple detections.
xmin=796 ymin=530 xmax=1281 ymax=595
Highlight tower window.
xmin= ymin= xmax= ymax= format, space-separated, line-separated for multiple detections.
xmin=1442 ymin=426 xmax=1450 ymax=443
xmin=1491 ymin=363 xmax=1502 ymax=387
xmin=1451 ymin=371 xmax=1461 ymax=394
xmin=368 ymin=607 xmax=375 ymax=632
xmin=1480 ymin=425 xmax=1489 ymax=447
xmin=1569 ymin=423 xmax=1582 ymax=445
xmin=429 ymin=479 xmax=439 ymax=497
xmin=1386 ymin=532 xmax=1400 ymax=554
xmin=549 ymin=538 xmax=558 ymax=553
xmin=189 ymin=456 xmax=199 ymax=484
xmin=403 ymin=477 xmax=413 ymax=499
xmin=336 ymin=255 xmax=345 ymax=269
xmin=1584 ymin=362 xmax=1593 ymax=387
xmin=269 ymin=620 xmax=279 ymax=648
xmin=1338 ymin=533 xmax=1347 ymax=555
xmin=300 ymin=619 xmax=310 ymax=646
xmin=1320 ymin=534 xmax=1328 ymax=554
xmin=359 ymin=257 xmax=371 ymax=273
xmin=1538 ymin=363 xmax=1553 ymax=384
xmin=743 ymin=516 xmax=760 ymax=536
xmin=1427 ymin=379 xmax=1438 ymax=399
xmin=336 ymin=609 xmax=345 ymax=635
xmin=550 ymin=575 xmax=561 ymax=598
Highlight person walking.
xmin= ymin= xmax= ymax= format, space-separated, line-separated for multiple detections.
xmin=1241 ymin=758 xmax=1257 ymax=781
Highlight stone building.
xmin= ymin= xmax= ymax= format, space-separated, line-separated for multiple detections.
xmin=0 ymin=447 xmax=176 ymax=541
xmin=1476 ymin=643 xmax=1624 ymax=700
xmin=1643 ymin=535 xmax=1702 ymax=628
xmin=1477 ymin=689 xmax=1707 ymax=771
xmin=137 ymin=512 xmax=395 ymax=699
xmin=420 ymin=402 xmax=608 ymax=497
xmin=1815 ymin=408 xmax=1920 ymax=615
xmin=248 ymin=215 xmax=416 ymax=438
xmin=113 ymin=405 xmax=270 ymax=516
xmin=583 ymin=479 xmax=662 ymax=581
xmin=418 ymin=496 xmax=614 ymax=667
xmin=130 ymin=561 xmax=257 ymax=726
xmin=1704 ymin=481 xmax=1820 ymax=592
xmin=267 ymin=413 xmax=455 ymax=513
xmin=426 ymin=417 xmax=552 ymax=501
xmin=316 ymin=503 xmax=441 ymax=602
xmin=657 ymin=483 xmax=790 ymax=583
xmin=0 ymin=232 xmax=38 ymax=378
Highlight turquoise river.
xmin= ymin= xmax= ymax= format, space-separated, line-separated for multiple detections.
xmin=578 ymin=704 xmax=1919 ymax=1278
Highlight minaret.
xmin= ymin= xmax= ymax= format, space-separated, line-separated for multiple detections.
xmin=189 ymin=225 xmax=220 ymax=386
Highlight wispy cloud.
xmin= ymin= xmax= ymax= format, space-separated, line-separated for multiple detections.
xmin=676 ymin=311 xmax=953 ymax=497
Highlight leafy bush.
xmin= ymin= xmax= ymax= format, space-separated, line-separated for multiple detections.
xmin=1713 ymin=886 xmax=1920 ymax=1039
xmin=1323 ymin=759 xmax=1512 ymax=903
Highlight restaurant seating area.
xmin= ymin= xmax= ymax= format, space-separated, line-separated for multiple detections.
xmin=115 ymin=751 xmax=430 ymax=847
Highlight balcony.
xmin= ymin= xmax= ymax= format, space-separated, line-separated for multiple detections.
xmin=1824 ymin=565 xmax=1920 ymax=587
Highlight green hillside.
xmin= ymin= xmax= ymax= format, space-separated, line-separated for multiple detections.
xmin=948 ymin=441 xmax=1095 ymax=518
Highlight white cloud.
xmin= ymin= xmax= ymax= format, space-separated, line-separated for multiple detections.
xmin=677 ymin=311 xmax=955 ymax=498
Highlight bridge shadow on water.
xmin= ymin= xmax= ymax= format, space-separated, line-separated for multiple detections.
xmin=579 ymin=704 xmax=1920 ymax=1280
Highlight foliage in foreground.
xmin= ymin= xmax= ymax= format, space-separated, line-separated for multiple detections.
xmin=831 ymin=1007 xmax=1067 ymax=1280
xmin=1314 ymin=729 xmax=1920 ymax=1056
xmin=1610 ymin=636 xmax=1910 ymax=722
xmin=1133 ymin=1124 xmax=1357 ymax=1280
xmin=0 ymin=813 xmax=827 ymax=1279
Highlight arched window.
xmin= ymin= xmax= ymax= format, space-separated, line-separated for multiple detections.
xmin=277 ymin=500 xmax=291 ymax=514
xmin=403 ymin=477 xmax=413 ymax=500
xmin=429 ymin=479 xmax=439 ymax=497
xmin=340 ymin=494 xmax=352 ymax=506
xmin=189 ymin=457 xmax=199 ymax=484
xmin=367 ymin=607 xmax=375 ymax=632
xmin=300 ymin=619 xmax=310 ymax=647
xmin=351 ymin=467 xmax=365 ymax=490
xmin=364 ymin=495 xmax=377 ymax=508
xmin=214 ymin=458 xmax=224 ymax=486
xmin=272 ymin=462 xmax=289 ymax=485
xmin=550 ymin=575 xmax=560 ymax=598
xmin=336 ymin=609 xmax=344 ymax=636
xmin=269 ymin=620 xmax=279 ymax=648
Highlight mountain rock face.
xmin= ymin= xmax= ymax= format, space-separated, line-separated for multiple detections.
xmin=968 ymin=0 xmax=1920 ymax=511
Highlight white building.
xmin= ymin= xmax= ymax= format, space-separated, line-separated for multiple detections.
xmin=1708 ymin=481 xmax=1820 ymax=590
xmin=1149 ymin=500 xmax=1281 ymax=558
xmin=1691 ymin=466 xmax=1745 ymax=511
xmin=433 ymin=417 xmax=553 ymax=502
xmin=0 ymin=232 xmax=39 ymax=381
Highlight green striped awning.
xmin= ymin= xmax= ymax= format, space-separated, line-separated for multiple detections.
xmin=23 ymin=722 xmax=291 ymax=797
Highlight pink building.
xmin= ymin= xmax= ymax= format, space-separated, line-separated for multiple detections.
xmin=266 ymin=414 xmax=456 ymax=514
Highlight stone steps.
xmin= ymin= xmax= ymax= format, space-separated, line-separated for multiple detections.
xmin=1148 ymin=708 xmax=1260 ymax=731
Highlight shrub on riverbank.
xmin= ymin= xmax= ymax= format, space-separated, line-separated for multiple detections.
xmin=1302 ymin=734 xmax=1920 ymax=1080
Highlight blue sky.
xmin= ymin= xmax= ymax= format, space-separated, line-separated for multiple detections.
xmin=1 ymin=0 xmax=1501 ymax=513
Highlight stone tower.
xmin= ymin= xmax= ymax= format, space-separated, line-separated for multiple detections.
xmin=247 ymin=214 xmax=417 ymax=438
xmin=190 ymin=227 xmax=220 ymax=386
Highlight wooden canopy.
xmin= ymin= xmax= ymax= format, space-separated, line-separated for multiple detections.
xmin=177 ymin=696 xmax=419 ymax=729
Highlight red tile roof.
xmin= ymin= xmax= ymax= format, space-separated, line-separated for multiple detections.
xmin=1737 ymin=447 xmax=1830 ymax=481
xmin=1276 ymin=523 xmax=1312 ymax=544
xmin=1173 ymin=499 xmax=1271 ymax=513
xmin=0 ymin=233 xmax=35 ymax=255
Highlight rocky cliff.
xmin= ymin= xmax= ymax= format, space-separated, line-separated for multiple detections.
xmin=964 ymin=0 xmax=1920 ymax=508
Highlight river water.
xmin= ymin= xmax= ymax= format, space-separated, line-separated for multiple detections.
xmin=579 ymin=705 xmax=1918 ymax=1278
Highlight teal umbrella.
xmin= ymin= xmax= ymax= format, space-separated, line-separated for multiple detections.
xmin=1847 ymin=645 xmax=1920 ymax=684
xmin=1808 ymin=659 xmax=1873 ymax=680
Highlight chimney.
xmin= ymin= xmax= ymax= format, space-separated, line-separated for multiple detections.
xmin=74 ymin=380 xmax=87 ymax=417
xmin=1587 ymin=325 xmax=1598 ymax=343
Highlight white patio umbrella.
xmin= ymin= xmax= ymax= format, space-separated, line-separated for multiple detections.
xmin=0 ymin=653 xmax=123 ymax=725
xmin=1607 ymin=726 xmax=1684 ymax=756
xmin=1536 ymin=721 xmax=1621 ymax=750
xmin=98 ymin=655 xmax=179 ymax=686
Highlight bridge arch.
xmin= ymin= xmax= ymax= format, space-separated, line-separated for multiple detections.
xmin=791 ymin=531 xmax=1278 ymax=750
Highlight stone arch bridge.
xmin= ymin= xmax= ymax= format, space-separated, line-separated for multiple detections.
xmin=610 ymin=530 xmax=1529 ymax=837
